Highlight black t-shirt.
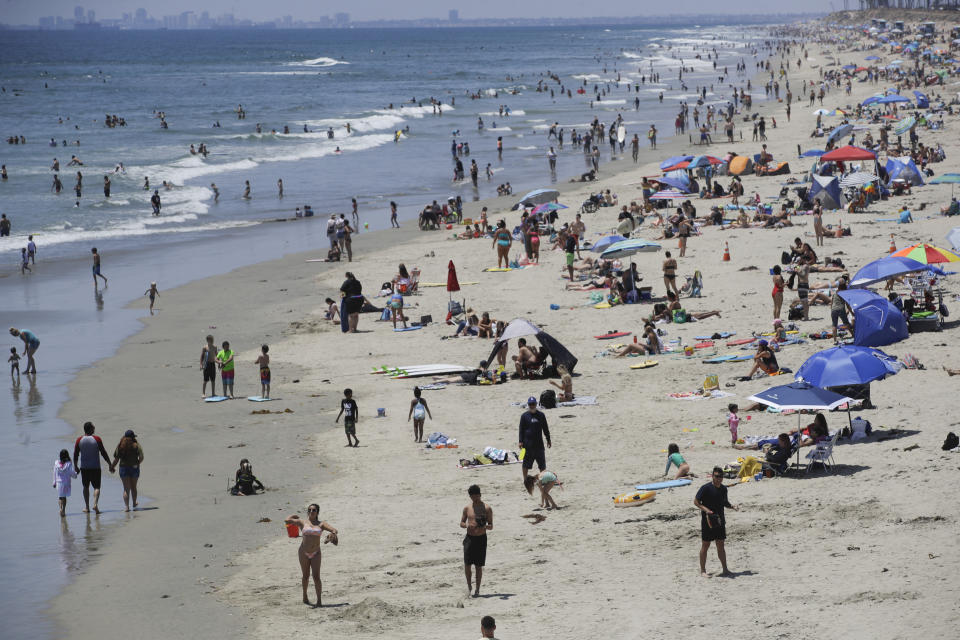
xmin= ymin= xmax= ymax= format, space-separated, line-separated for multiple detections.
xmin=695 ymin=482 xmax=731 ymax=527
xmin=564 ymin=235 xmax=576 ymax=254
xmin=519 ymin=410 xmax=550 ymax=450
xmin=341 ymin=398 xmax=358 ymax=420
xmin=340 ymin=278 xmax=362 ymax=298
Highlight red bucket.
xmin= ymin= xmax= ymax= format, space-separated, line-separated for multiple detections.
xmin=286 ymin=523 xmax=300 ymax=538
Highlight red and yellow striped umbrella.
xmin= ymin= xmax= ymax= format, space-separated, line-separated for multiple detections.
xmin=890 ymin=243 xmax=960 ymax=264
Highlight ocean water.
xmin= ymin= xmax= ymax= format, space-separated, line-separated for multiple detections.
xmin=0 ymin=24 xmax=773 ymax=638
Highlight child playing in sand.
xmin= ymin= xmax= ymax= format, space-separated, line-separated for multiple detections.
xmin=324 ymin=297 xmax=340 ymax=323
xmin=8 ymin=347 xmax=19 ymax=380
xmin=53 ymin=449 xmax=78 ymax=517
xmin=524 ymin=470 xmax=561 ymax=509
xmin=143 ymin=281 xmax=159 ymax=314
xmin=254 ymin=344 xmax=270 ymax=399
xmin=548 ymin=364 xmax=574 ymax=402
xmin=336 ymin=388 xmax=359 ymax=447
xmin=664 ymin=443 xmax=692 ymax=479
xmin=728 ymin=404 xmax=740 ymax=445
xmin=407 ymin=387 xmax=433 ymax=443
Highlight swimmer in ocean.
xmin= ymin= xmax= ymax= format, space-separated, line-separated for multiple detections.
xmin=243 ymin=180 xmax=251 ymax=199
xmin=143 ymin=177 xmax=150 ymax=191
xmin=211 ymin=183 xmax=219 ymax=202
xmin=277 ymin=178 xmax=284 ymax=198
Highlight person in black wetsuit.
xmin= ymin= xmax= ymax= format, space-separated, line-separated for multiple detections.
xmin=231 ymin=459 xmax=265 ymax=495
xmin=518 ymin=397 xmax=551 ymax=483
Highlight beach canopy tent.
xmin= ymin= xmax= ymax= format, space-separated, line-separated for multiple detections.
xmin=659 ymin=155 xmax=693 ymax=170
xmin=485 ymin=318 xmax=577 ymax=375
xmin=728 ymin=155 xmax=752 ymax=175
xmin=947 ymin=227 xmax=960 ymax=253
xmin=659 ymin=170 xmax=693 ymax=192
xmin=758 ymin=161 xmax=791 ymax=176
xmin=809 ymin=175 xmax=845 ymax=209
xmin=838 ymin=289 xmax=909 ymax=347
xmin=913 ymin=90 xmax=930 ymax=108
xmin=850 ymin=255 xmax=929 ymax=287
xmin=885 ymin=157 xmax=925 ymax=187
xmin=821 ymin=145 xmax=877 ymax=162
xmin=878 ymin=94 xmax=911 ymax=105
xmin=512 ymin=188 xmax=559 ymax=210
xmin=839 ymin=171 xmax=879 ymax=187
xmin=796 ymin=344 xmax=900 ymax=387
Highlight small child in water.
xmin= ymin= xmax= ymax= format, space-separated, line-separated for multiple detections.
xmin=9 ymin=347 xmax=20 ymax=379
xmin=664 ymin=443 xmax=692 ymax=479
xmin=728 ymin=403 xmax=740 ymax=446
xmin=254 ymin=344 xmax=270 ymax=399
xmin=53 ymin=449 xmax=78 ymax=517
xmin=21 ymin=248 xmax=31 ymax=274
xmin=144 ymin=281 xmax=159 ymax=314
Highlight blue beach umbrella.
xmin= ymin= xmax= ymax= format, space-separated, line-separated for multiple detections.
xmin=850 ymin=256 xmax=928 ymax=288
xmin=801 ymin=149 xmax=825 ymax=158
xmin=826 ymin=123 xmax=854 ymax=146
xmin=842 ymin=64 xmax=857 ymax=70
xmin=600 ymin=238 xmax=661 ymax=260
xmin=861 ymin=95 xmax=883 ymax=106
xmin=894 ymin=116 xmax=916 ymax=135
xmin=865 ymin=55 xmax=880 ymax=61
xmin=590 ymin=234 xmax=627 ymax=252
xmin=659 ymin=155 xmax=693 ymax=170
xmin=929 ymin=173 xmax=960 ymax=185
xmin=748 ymin=381 xmax=852 ymax=412
xmin=879 ymin=95 xmax=911 ymax=104
xmin=512 ymin=188 xmax=559 ymax=210
xmin=796 ymin=345 xmax=900 ymax=387
xmin=838 ymin=290 xmax=910 ymax=348
xmin=649 ymin=189 xmax=687 ymax=200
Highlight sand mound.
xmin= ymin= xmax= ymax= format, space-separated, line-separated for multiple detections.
xmin=332 ymin=597 xmax=423 ymax=625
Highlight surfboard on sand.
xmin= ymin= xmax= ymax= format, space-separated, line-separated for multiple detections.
xmin=703 ymin=355 xmax=738 ymax=363
xmin=483 ymin=267 xmax=513 ymax=272
xmin=726 ymin=338 xmax=756 ymax=346
xmin=205 ymin=396 xmax=229 ymax=403
xmin=394 ymin=326 xmax=423 ymax=332
xmin=595 ymin=331 xmax=631 ymax=340
xmin=635 ymin=478 xmax=692 ymax=491
xmin=630 ymin=360 xmax=659 ymax=369
xmin=696 ymin=332 xmax=735 ymax=339
xmin=247 ymin=396 xmax=278 ymax=402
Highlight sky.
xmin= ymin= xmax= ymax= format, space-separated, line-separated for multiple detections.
xmin=4 ymin=0 xmax=833 ymax=24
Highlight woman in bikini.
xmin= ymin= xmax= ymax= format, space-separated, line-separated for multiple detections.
xmin=527 ymin=222 xmax=541 ymax=263
xmin=285 ymin=504 xmax=338 ymax=607
xmin=491 ymin=221 xmax=512 ymax=268
xmin=771 ymin=265 xmax=785 ymax=319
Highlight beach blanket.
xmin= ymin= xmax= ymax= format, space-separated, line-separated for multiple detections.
xmin=426 ymin=432 xmax=457 ymax=447
xmin=668 ymin=390 xmax=735 ymax=401
xmin=417 ymin=383 xmax=447 ymax=390
xmin=558 ymin=396 xmax=598 ymax=407
xmin=458 ymin=448 xmax=521 ymax=469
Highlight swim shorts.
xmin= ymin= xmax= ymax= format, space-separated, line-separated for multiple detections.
xmin=798 ymin=287 xmax=809 ymax=300
xmin=204 ymin=362 xmax=216 ymax=382
xmin=80 ymin=468 xmax=102 ymax=490
xmin=260 ymin=366 xmax=271 ymax=384
xmin=222 ymin=369 xmax=234 ymax=384
xmin=463 ymin=534 xmax=487 ymax=567
xmin=118 ymin=465 xmax=140 ymax=479
xmin=92 ymin=265 xmax=100 ymax=276
xmin=566 ymin=252 xmax=575 ymax=266
xmin=521 ymin=447 xmax=546 ymax=471
xmin=344 ymin=417 xmax=356 ymax=435
xmin=701 ymin=513 xmax=726 ymax=541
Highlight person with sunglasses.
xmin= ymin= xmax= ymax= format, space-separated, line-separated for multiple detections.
xmin=694 ymin=466 xmax=739 ymax=577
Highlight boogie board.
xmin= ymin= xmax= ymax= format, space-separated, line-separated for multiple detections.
xmin=635 ymin=478 xmax=692 ymax=491
xmin=613 ymin=490 xmax=656 ymax=507
xmin=617 ymin=124 xmax=626 ymax=145
xmin=595 ymin=331 xmax=631 ymax=340
xmin=247 ymin=396 xmax=277 ymax=402
xmin=726 ymin=338 xmax=756 ymax=346
xmin=630 ymin=360 xmax=659 ymax=369
xmin=729 ymin=354 xmax=754 ymax=361
xmin=594 ymin=302 xmax=612 ymax=309
xmin=694 ymin=341 xmax=714 ymax=349
xmin=205 ymin=396 xmax=229 ymax=403
xmin=483 ymin=267 xmax=513 ymax=272
xmin=394 ymin=326 xmax=423 ymax=332
xmin=703 ymin=355 xmax=738 ymax=363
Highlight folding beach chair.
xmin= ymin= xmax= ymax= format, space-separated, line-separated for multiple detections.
xmin=805 ymin=431 xmax=840 ymax=473
xmin=681 ymin=270 xmax=703 ymax=298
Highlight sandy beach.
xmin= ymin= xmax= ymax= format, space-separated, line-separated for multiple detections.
xmin=49 ymin=18 xmax=960 ymax=639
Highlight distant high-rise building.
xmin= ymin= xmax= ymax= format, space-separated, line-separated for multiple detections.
xmin=135 ymin=8 xmax=147 ymax=25
xmin=87 ymin=10 xmax=96 ymax=24
xmin=74 ymin=6 xmax=85 ymax=23
xmin=449 ymin=9 xmax=459 ymax=22
xmin=39 ymin=16 xmax=55 ymax=29
xmin=282 ymin=15 xmax=293 ymax=28
xmin=334 ymin=12 xmax=350 ymax=27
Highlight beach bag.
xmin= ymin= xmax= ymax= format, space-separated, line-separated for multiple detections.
xmin=539 ymin=389 xmax=557 ymax=409
xmin=788 ymin=306 xmax=803 ymax=321
xmin=781 ymin=251 xmax=791 ymax=265
xmin=672 ymin=309 xmax=688 ymax=324
xmin=943 ymin=432 xmax=959 ymax=451
xmin=702 ymin=374 xmax=719 ymax=391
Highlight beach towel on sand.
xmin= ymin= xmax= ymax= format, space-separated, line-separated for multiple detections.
xmin=558 ymin=396 xmax=598 ymax=407
xmin=669 ymin=390 xmax=735 ymax=401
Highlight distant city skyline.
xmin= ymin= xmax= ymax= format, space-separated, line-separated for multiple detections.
xmin=2 ymin=0 xmax=833 ymax=27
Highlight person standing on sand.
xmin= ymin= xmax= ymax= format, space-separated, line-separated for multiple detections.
xmin=663 ymin=251 xmax=679 ymax=298
xmin=339 ymin=272 xmax=363 ymax=333
xmin=460 ymin=484 xmax=493 ymax=598
xmin=201 ymin=334 xmax=218 ymax=398
xmin=342 ymin=218 xmax=354 ymax=262
xmin=284 ymin=504 xmax=338 ymax=607
xmin=10 ymin=327 xmax=39 ymax=374
xmin=336 ymin=388 xmax=359 ymax=447
xmin=771 ymin=266 xmax=785 ymax=319
xmin=694 ymin=466 xmax=738 ymax=577
xmin=109 ymin=429 xmax=143 ymax=512
xmin=217 ymin=340 xmax=235 ymax=398
xmin=91 ymin=247 xmax=107 ymax=287
xmin=255 ymin=344 xmax=270 ymax=399
xmin=408 ymin=386 xmax=432 ymax=443
xmin=390 ymin=201 xmax=400 ymax=228
xmin=27 ymin=235 xmax=37 ymax=264
xmin=53 ymin=449 xmax=78 ymax=517
xmin=492 ymin=221 xmax=512 ymax=269
xmin=74 ymin=421 xmax=113 ymax=514
xmin=518 ymin=397 xmax=551 ymax=483
xmin=812 ymin=201 xmax=824 ymax=247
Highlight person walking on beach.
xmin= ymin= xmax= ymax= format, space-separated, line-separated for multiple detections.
xmin=91 ymin=247 xmax=107 ymax=287
xmin=647 ymin=124 xmax=657 ymax=149
xmin=407 ymin=386 xmax=432 ymax=443
xmin=694 ymin=466 xmax=738 ymax=577
xmin=351 ymin=198 xmax=359 ymax=227
xmin=74 ymin=421 xmax=112 ymax=514
xmin=663 ymin=251 xmax=680 ymax=298
xmin=143 ymin=281 xmax=159 ymax=314
xmin=20 ymin=248 xmax=31 ymax=274
xmin=284 ymin=504 xmax=338 ymax=607
xmin=10 ymin=327 xmax=39 ymax=374
xmin=201 ymin=334 xmax=218 ymax=398
xmin=255 ymin=344 xmax=270 ymax=399
xmin=547 ymin=146 xmax=557 ymax=173
xmin=390 ymin=201 xmax=400 ymax=228
xmin=631 ymin=134 xmax=639 ymax=163
xmin=336 ymin=388 xmax=359 ymax=447
xmin=217 ymin=340 xmax=235 ymax=398
xmin=518 ymin=396 xmax=551 ymax=483
xmin=109 ymin=429 xmax=143 ymax=512
xmin=479 ymin=615 xmax=498 ymax=639
xmin=460 ymin=484 xmax=493 ymax=598
xmin=27 ymin=235 xmax=37 ymax=265
xmin=492 ymin=221 xmax=512 ymax=269
xmin=53 ymin=449 xmax=78 ymax=517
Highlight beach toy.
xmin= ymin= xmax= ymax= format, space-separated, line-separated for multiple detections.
xmin=754 ymin=472 xmax=763 ymax=482
xmin=635 ymin=479 xmax=691 ymax=491
xmin=613 ymin=490 xmax=656 ymax=507
xmin=377 ymin=408 xmax=386 ymax=417
xmin=286 ymin=523 xmax=300 ymax=538
xmin=364 ymin=223 xmax=369 ymax=229
xmin=684 ymin=346 xmax=694 ymax=356
xmin=550 ymin=304 xmax=560 ymax=310
xmin=629 ymin=360 xmax=658 ymax=369
xmin=888 ymin=234 xmax=896 ymax=253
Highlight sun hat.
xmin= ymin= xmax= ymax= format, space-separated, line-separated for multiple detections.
xmin=773 ymin=318 xmax=782 ymax=325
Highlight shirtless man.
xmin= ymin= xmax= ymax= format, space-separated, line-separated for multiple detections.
xmin=569 ymin=214 xmax=586 ymax=259
xmin=512 ymin=338 xmax=537 ymax=378
xmin=91 ymin=247 xmax=107 ymax=287
xmin=460 ymin=484 xmax=493 ymax=598
xmin=201 ymin=334 xmax=218 ymax=398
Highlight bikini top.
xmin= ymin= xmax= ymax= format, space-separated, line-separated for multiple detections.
xmin=302 ymin=522 xmax=324 ymax=536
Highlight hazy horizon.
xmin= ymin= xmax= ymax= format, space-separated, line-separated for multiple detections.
xmin=4 ymin=0 xmax=831 ymax=25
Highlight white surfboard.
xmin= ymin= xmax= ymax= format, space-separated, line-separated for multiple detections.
xmin=617 ymin=125 xmax=626 ymax=144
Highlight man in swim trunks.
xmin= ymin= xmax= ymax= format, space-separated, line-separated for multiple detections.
xmin=663 ymin=251 xmax=679 ymax=298
xmin=460 ymin=484 xmax=493 ymax=597
xmin=694 ymin=466 xmax=738 ymax=577
xmin=564 ymin=232 xmax=577 ymax=281
xmin=518 ymin=397 xmax=551 ymax=482
xmin=91 ymin=247 xmax=107 ymax=287
xmin=201 ymin=334 xmax=218 ymax=397
xmin=74 ymin=421 xmax=112 ymax=513
xmin=570 ymin=214 xmax=585 ymax=259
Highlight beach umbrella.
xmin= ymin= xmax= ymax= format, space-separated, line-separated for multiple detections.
xmin=796 ymin=345 xmax=900 ymax=387
xmin=447 ymin=260 xmax=460 ymax=293
xmin=894 ymin=116 xmax=916 ymax=135
xmin=812 ymin=108 xmax=832 ymax=115
xmin=590 ymin=234 xmax=627 ymax=253
xmin=890 ymin=243 xmax=960 ymax=265
xmin=839 ymin=172 xmax=879 ymax=187
xmin=825 ymin=124 xmax=855 ymax=146
xmin=861 ymin=95 xmax=883 ymax=106
xmin=659 ymin=155 xmax=693 ymax=170
xmin=649 ymin=189 xmax=687 ymax=200
xmin=838 ymin=289 xmax=910 ymax=348
xmin=512 ymin=188 xmax=559 ymax=210
xmin=600 ymin=238 xmax=661 ymax=260
xmin=821 ymin=145 xmax=876 ymax=162
xmin=946 ymin=227 xmax=960 ymax=253
xmin=531 ymin=202 xmax=567 ymax=215
xmin=801 ymin=149 xmax=825 ymax=158
xmin=842 ymin=64 xmax=857 ymax=70
xmin=878 ymin=95 xmax=911 ymax=104
xmin=865 ymin=55 xmax=880 ymax=60
xmin=688 ymin=155 xmax=722 ymax=169
xmin=850 ymin=255 xmax=929 ymax=287
xmin=928 ymin=174 xmax=960 ymax=185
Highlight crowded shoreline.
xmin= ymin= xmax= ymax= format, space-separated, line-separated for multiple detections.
xmin=10 ymin=15 xmax=960 ymax=639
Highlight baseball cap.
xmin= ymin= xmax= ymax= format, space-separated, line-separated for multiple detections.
xmin=527 ymin=396 xmax=537 ymax=405
xmin=124 ymin=429 xmax=136 ymax=438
